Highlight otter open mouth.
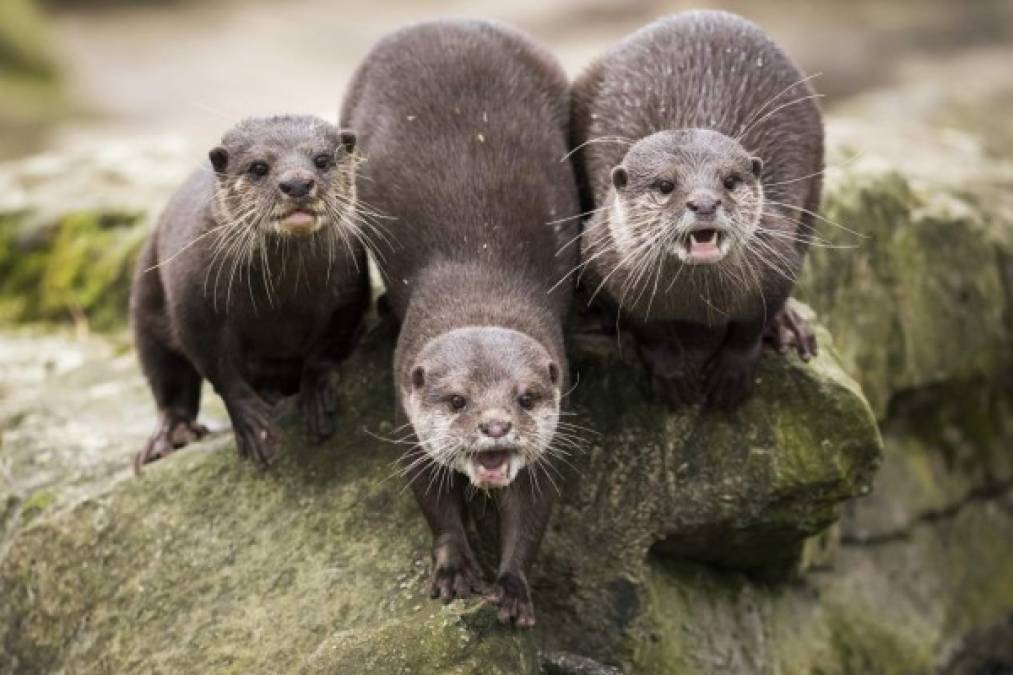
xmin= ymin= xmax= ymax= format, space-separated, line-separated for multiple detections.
xmin=275 ymin=208 xmax=320 ymax=236
xmin=471 ymin=449 xmax=515 ymax=488
xmin=676 ymin=227 xmax=731 ymax=265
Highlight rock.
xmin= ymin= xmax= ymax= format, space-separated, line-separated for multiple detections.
xmin=798 ymin=47 xmax=1013 ymax=420
xmin=0 ymin=304 xmax=879 ymax=672
xmin=633 ymin=491 xmax=1013 ymax=675
xmin=0 ymin=138 xmax=190 ymax=328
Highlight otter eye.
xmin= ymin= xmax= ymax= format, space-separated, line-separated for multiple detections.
xmin=517 ymin=393 xmax=537 ymax=410
xmin=249 ymin=161 xmax=269 ymax=177
xmin=448 ymin=395 xmax=467 ymax=412
xmin=313 ymin=154 xmax=332 ymax=170
xmin=656 ymin=179 xmax=675 ymax=195
xmin=723 ymin=174 xmax=742 ymax=190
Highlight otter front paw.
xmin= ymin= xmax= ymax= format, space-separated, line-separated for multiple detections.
xmin=638 ymin=341 xmax=701 ymax=408
xmin=705 ymin=348 xmax=760 ymax=410
xmin=300 ymin=368 xmax=340 ymax=441
xmin=652 ymin=372 xmax=701 ymax=408
xmin=230 ymin=398 xmax=280 ymax=467
xmin=430 ymin=537 xmax=487 ymax=603
xmin=134 ymin=414 xmax=209 ymax=473
xmin=764 ymin=305 xmax=818 ymax=361
xmin=490 ymin=572 xmax=536 ymax=628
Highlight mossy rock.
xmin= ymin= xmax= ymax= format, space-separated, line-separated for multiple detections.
xmin=0 ymin=303 xmax=880 ymax=672
xmin=0 ymin=210 xmax=145 ymax=328
xmin=631 ymin=489 xmax=1013 ymax=675
xmin=798 ymin=161 xmax=1012 ymax=419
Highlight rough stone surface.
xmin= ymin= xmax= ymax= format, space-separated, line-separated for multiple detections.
xmin=0 ymin=306 xmax=878 ymax=672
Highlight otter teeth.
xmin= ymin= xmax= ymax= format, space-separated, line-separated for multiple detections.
xmin=681 ymin=228 xmax=728 ymax=263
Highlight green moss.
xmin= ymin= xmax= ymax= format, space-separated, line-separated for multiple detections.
xmin=18 ymin=488 xmax=55 ymax=524
xmin=630 ymin=490 xmax=1013 ymax=675
xmin=0 ymin=211 xmax=145 ymax=329
xmin=798 ymin=166 xmax=1012 ymax=418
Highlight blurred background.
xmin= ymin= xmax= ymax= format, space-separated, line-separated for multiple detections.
xmin=3 ymin=0 xmax=1013 ymax=160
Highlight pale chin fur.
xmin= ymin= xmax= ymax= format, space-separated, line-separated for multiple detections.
xmin=608 ymin=198 xmax=639 ymax=256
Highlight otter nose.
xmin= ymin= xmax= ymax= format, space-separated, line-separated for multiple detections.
xmin=279 ymin=177 xmax=315 ymax=198
xmin=687 ymin=196 xmax=721 ymax=216
xmin=479 ymin=419 xmax=512 ymax=439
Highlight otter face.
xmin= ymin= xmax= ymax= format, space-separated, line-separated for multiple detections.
xmin=610 ymin=129 xmax=764 ymax=266
xmin=208 ymin=115 xmax=358 ymax=238
xmin=403 ymin=327 xmax=562 ymax=489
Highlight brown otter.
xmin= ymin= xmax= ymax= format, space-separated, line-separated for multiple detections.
xmin=571 ymin=10 xmax=823 ymax=408
xmin=130 ymin=115 xmax=370 ymax=470
xmin=341 ymin=19 xmax=580 ymax=627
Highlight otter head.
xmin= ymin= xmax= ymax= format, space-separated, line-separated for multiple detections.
xmin=403 ymin=327 xmax=562 ymax=489
xmin=208 ymin=115 xmax=358 ymax=238
xmin=609 ymin=129 xmax=764 ymax=266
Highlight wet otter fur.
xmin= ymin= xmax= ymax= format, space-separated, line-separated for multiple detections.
xmin=571 ymin=10 xmax=823 ymax=408
xmin=341 ymin=19 xmax=580 ymax=627
xmin=130 ymin=115 xmax=370 ymax=469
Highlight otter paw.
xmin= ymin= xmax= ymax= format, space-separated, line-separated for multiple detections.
xmin=134 ymin=416 xmax=208 ymax=473
xmin=230 ymin=399 xmax=280 ymax=467
xmin=764 ymin=305 xmax=818 ymax=361
xmin=490 ymin=572 xmax=536 ymax=629
xmin=300 ymin=369 xmax=340 ymax=441
xmin=652 ymin=372 xmax=701 ymax=408
xmin=430 ymin=559 xmax=486 ymax=604
xmin=705 ymin=354 xmax=757 ymax=410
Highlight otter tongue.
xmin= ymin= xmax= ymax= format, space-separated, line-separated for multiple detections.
xmin=282 ymin=210 xmax=315 ymax=228
xmin=689 ymin=230 xmax=719 ymax=256
xmin=476 ymin=450 xmax=510 ymax=470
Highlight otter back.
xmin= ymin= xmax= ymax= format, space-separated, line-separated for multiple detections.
xmin=341 ymin=19 xmax=580 ymax=628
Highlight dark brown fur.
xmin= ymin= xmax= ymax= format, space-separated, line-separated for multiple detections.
xmin=341 ymin=19 xmax=579 ymax=627
xmin=130 ymin=115 xmax=369 ymax=469
xmin=571 ymin=10 xmax=823 ymax=407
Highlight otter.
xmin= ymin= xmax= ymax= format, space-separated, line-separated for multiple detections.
xmin=341 ymin=19 xmax=579 ymax=627
xmin=130 ymin=115 xmax=370 ymax=470
xmin=571 ymin=10 xmax=823 ymax=408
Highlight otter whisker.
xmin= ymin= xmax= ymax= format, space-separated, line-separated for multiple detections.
xmin=758 ymin=226 xmax=857 ymax=250
xmin=760 ymin=150 xmax=862 ymax=188
xmin=735 ymin=71 xmax=822 ymax=140
xmin=548 ymin=204 xmax=609 ymax=229
xmin=764 ymin=200 xmax=865 ymax=239
xmin=559 ymin=135 xmax=634 ymax=163
xmin=593 ymin=214 xmax=668 ymax=307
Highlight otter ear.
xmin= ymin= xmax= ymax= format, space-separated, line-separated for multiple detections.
xmin=548 ymin=362 xmax=560 ymax=386
xmin=339 ymin=130 xmax=357 ymax=155
xmin=411 ymin=366 xmax=425 ymax=389
xmin=209 ymin=146 xmax=229 ymax=174
xmin=750 ymin=157 xmax=763 ymax=178
xmin=611 ymin=166 xmax=628 ymax=190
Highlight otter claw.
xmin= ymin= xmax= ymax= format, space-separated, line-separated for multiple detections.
xmin=300 ymin=369 xmax=340 ymax=441
xmin=430 ymin=562 xmax=486 ymax=603
xmin=652 ymin=373 xmax=700 ymax=408
xmin=134 ymin=416 xmax=208 ymax=474
xmin=706 ymin=362 xmax=754 ymax=410
xmin=765 ymin=305 xmax=818 ymax=361
xmin=231 ymin=399 xmax=280 ymax=467
xmin=489 ymin=572 xmax=536 ymax=628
